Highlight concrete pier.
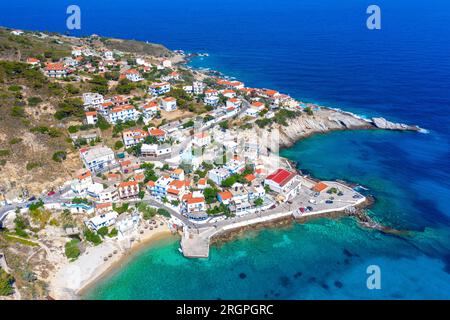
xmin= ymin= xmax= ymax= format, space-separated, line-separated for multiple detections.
xmin=180 ymin=227 xmax=216 ymax=258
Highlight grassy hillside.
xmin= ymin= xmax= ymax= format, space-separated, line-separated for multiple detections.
xmin=102 ymin=38 xmax=173 ymax=58
xmin=0 ymin=60 xmax=82 ymax=198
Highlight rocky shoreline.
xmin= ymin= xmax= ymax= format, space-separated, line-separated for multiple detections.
xmin=210 ymin=195 xmax=405 ymax=249
xmin=256 ymin=107 xmax=421 ymax=150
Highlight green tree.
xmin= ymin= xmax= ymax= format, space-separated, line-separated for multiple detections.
xmin=254 ymin=198 xmax=264 ymax=207
xmin=84 ymin=229 xmax=102 ymax=246
xmin=203 ymin=187 xmax=218 ymax=204
xmin=52 ymin=151 xmax=67 ymax=163
xmin=97 ymin=114 xmax=111 ymax=131
xmin=114 ymin=140 xmax=124 ymax=150
xmin=157 ymin=208 xmax=171 ymax=218
xmin=64 ymin=239 xmax=81 ymax=261
xmin=221 ymin=175 xmax=237 ymax=188
xmin=0 ymin=268 xmax=15 ymax=296
xmin=97 ymin=226 xmax=109 ymax=237
xmin=219 ymin=120 xmax=229 ymax=130
xmin=108 ymin=228 xmax=118 ymax=238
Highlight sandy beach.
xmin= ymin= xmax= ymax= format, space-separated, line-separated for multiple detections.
xmin=49 ymin=219 xmax=175 ymax=300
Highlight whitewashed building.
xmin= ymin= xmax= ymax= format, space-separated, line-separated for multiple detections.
xmin=149 ymin=82 xmax=171 ymax=96
xmin=108 ymin=105 xmax=138 ymax=124
xmin=71 ymin=171 xmax=94 ymax=194
xmin=125 ymin=69 xmax=143 ymax=82
xmin=193 ymin=81 xmax=206 ymax=94
xmin=161 ymin=97 xmax=177 ymax=112
xmin=83 ymin=93 xmax=104 ymax=110
xmin=87 ymin=212 xmax=118 ymax=232
xmin=80 ymin=146 xmax=117 ymax=173
xmin=141 ymin=144 xmax=172 ymax=157
xmin=122 ymin=129 xmax=149 ymax=148
xmin=85 ymin=111 xmax=98 ymax=125
xmin=208 ymin=168 xmax=230 ymax=186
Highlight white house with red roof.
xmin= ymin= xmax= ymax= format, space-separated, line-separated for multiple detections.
xmin=221 ymin=89 xmax=236 ymax=99
xmin=108 ymin=105 xmax=138 ymax=124
xmin=112 ymin=95 xmax=129 ymax=106
xmin=118 ymin=181 xmax=140 ymax=200
xmin=205 ymin=89 xmax=218 ymax=97
xmin=171 ymin=168 xmax=185 ymax=181
xmin=71 ymin=171 xmax=94 ymax=194
xmin=142 ymin=101 xmax=159 ymax=116
xmin=26 ymin=57 xmax=40 ymax=66
xmin=192 ymin=132 xmax=211 ymax=148
xmin=162 ymin=71 xmax=181 ymax=81
xmin=148 ymin=127 xmax=167 ymax=141
xmin=122 ymin=129 xmax=149 ymax=147
xmin=226 ymin=98 xmax=241 ymax=109
xmin=197 ymin=178 xmax=208 ymax=190
xmin=246 ymin=101 xmax=265 ymax=117
xmin=85 ymin=111 xmax=98 ymax=125
xmin=181 ymin=192 xmax=206 ymax=217
xmin=264 ymin=168 xmax=302 ymax=200
xmin=149 ymin=82 xmax=171 ymax=95
xmin=161 ymin=97 xmax=177 ymax=112
xmin=166 ymin=180 xmax=187 ymax=203
xmin=125 ymin=68 xmax=143 ymax=82
xmin=44 ymin=62 xmax=69 ymax=78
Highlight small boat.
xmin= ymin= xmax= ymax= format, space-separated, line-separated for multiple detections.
xmin=178 ymin=247 xmax=183 ymax=254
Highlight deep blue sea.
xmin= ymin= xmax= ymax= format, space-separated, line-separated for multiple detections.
xmin=2 ymin=0 xmax=449 ymax=299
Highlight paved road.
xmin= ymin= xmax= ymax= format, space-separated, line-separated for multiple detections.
xmin=0 ymin=186 xmax=71 ymax=223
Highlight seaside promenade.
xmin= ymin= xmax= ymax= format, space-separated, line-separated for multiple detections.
xmin=177 ymin=180 xmax=366 ymax=258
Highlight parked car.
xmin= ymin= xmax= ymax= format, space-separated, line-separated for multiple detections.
xmin=47 ymin=191 xmax=56 ymax=197
xmin=306 ymin=206 xmax=313 ymax=212
xmin=299 ymin=207 xmax=305 ymax=213
xmin=325 ymin=200 xmax=333 ymax=204
xmin=28 ymin=196 xmax=36 ymax=202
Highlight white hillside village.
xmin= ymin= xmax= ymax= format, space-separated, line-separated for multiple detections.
xmin=0 ymin=29 xmax=373 ymax=300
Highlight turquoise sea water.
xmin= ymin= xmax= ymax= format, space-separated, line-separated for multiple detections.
xmin=2 ymin=0 xmax=449 ymax=299
xmin=86 ymin=131 xmax=450 ymax=300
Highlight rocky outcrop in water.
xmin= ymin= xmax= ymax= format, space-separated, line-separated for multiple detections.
xmin=250 ymin=108 xmax=421 ymax=149
xmin=371 ymin=117 xmax=420 ymax=131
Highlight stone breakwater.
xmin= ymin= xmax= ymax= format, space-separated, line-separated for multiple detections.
xmin=248 ymin=107 xmax=421 ymax=150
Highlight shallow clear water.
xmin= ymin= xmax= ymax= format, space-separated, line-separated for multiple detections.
xmin=2 ymin=0 xmax=449 ymax=299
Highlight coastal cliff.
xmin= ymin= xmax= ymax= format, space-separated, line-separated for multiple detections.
xmin=249 ymin=107 xmax=420 ymax=149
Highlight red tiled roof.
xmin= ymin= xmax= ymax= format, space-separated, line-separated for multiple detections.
xmin=78 ymin=171 xmax=91 ymax=180
xmin=119 ymin=181 xmax=138 ymax=188
xmin=169 ymin=180 xmax=185 ymax=189
xmin=149 ymin=128 xmax=166 ymax=137
xmin=313 ymin=182 xmax=328 ymax=193
xmin=168 ymin=188 xmax=181 ymax=195
xmin=96 ymin=202 xmax=112 ymax=209
xmin=244 ymin=174 xmax=256 ymax=182
xmin=218 ymin=191 xmax=233 ymax=200
xmin=251 ymin=101 xmax=264 ymax=108
xmin=45 ymin=63 xmax=66 ymax=71
xmin=266 ymin=169 xmax=295 ymax=187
